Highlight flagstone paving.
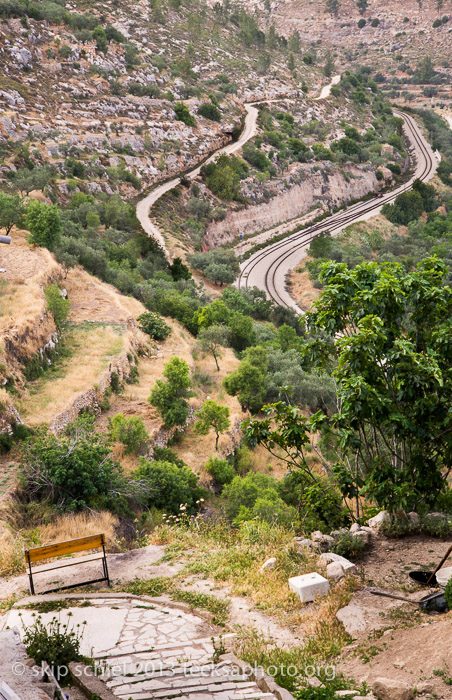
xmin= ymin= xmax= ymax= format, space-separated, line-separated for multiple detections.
xmin=8 ymin=595 xmax=282 ymax=700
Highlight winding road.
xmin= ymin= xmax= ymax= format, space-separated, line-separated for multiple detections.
xmin=136 ymin=81 xmax=439 ymax=311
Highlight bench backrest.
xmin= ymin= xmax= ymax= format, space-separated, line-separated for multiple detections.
xmin=25 ymin=534 xmax=105 ymax=565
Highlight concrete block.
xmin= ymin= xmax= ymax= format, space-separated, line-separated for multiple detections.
xmin=288 ymin=572 xmax=329 ymax=603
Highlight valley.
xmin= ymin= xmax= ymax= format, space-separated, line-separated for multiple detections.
xmin=1 ymin=2 xmax=452 ymax=700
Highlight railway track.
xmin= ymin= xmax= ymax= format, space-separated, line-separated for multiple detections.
xmin=237 ymin=110 xmax=438 ymax=311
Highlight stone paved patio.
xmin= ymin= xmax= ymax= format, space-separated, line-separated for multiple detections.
xmin=7 ymin=595 xmax=284 ymax=700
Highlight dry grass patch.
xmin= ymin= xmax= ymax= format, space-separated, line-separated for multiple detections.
xmin=0 ymin=510 xmax=118 ymax=577
xmin=152 ymin=521 xmax=322 ymax=627
xmin=18 ymin=324 xmax=125 ymax=426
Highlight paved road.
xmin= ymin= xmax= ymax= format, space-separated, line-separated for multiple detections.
xmin=237 ymin=110 xmax=439 ymax=312
xmin=135 ymin=77 xmax=340 ymax=257
xmin=135 ymin=103 xmax=260 ymax=256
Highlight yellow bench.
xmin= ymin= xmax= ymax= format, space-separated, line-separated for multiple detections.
xmin=25 ymin=533 xmax=110 ymax=595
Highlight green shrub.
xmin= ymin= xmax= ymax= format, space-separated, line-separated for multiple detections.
xmin=205 ymin=456 xmax=235 ymax=487
xmin=25 ymin=200 xmax=61 ymax=250
xmin=444 ymin=577 xmax=452 ymax=610
xmin=222 ymin=472 xmax=296 ymax=527
xmin=198 ymin=102 xmax=222 ymax=121
xmin=174 ymin=102 xmax=196 ymax=126
xmin=22 ymin=615 xmax=84 ymax=681
xmin=332 ymin=532 xmax=368 ymax=559
xmin=135 ymin=459 xmax=204 ymax=514
xmin=20 ymin=416 xmax=122 ymax=511
xmin=149 ymin=357 xmax=193 ymax=428
xmin=0 ymin=432 xmax=13 ymax=454
xmin=422 ymin=513 xmax=452 ymax=538
xmin=108 ymin=413 xmax=149 ymax=454
xmin=137 ymin=311 xmax=171 ymax=340
xmin=45 ymin=283 xmax=70 ymax=329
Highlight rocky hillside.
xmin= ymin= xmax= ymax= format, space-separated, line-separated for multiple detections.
xmin=0 ymin=0 xmax=320 ymax=201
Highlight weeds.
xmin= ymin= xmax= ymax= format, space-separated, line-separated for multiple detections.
xmin=123 ymin=577 xmax=230 ymax=626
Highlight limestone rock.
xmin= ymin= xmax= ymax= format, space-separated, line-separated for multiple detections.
xmin=372 ymin=677 xmax=414 ymax=700
xmin=337 ymin=603 xmax=367 ymax=635
xmin=319 ymin=552 xmax=357 ymax=574
xmin=350 ymin=522 xmax=361 ymax=533
xmin=416 ymin=681 xmax=434 ymax=694
xmin=261 ymin=557 xmax=277 ymax=571
xmin=353 ymin=530 xmax=370 ymax=545
xmin=326 ymin=561 xmax=345 ymax=580
xmin=407 ymin=512 xmax=420 ymax=528
xmin=367 ymin=510 xmax=392 ymax=530
xmin=311 ymin=530 xmax=335 ymax=552
xmin=293 ymin=537 xmax=313 ymax=551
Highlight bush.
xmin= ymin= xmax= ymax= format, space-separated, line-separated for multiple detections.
xmin=445 ymin=577 xmax=452 ymax=610
xmin=137 ymin=311 xmax=171 ymax=340
xmin=205 ymin=456 xmax=235 ymax=487
xmin=198 ymin=102 xmax=222 ymax=121
xmin=45 ymin=283 xmax=70 ymax=329
xmin=20 ymin=416 xmax=122 ymax=511
xmin=174 ymin=102 xmax=196 ymax=126
xmin=149 ymin=357 xmax=193 ymax=428
xmin=332 ymin=532 xmax=368 ymax=558
xmin=422 ymin=512 xmax=452 ymax=538
xmin=135 ymin=459 xmax=204 ymax=514
xmin=222 ymin=472 xmax=296 ymax=527
xmin=108 ymin=413 xmax=149 ymax=455
xmin=23 ymin=615 xmax=84 ymax=681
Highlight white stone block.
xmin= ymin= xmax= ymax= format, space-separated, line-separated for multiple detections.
xmin=288 ymin=572 xmax=329 ymax=603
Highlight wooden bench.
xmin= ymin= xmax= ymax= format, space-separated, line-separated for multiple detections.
xmin=25 ymin=534 xmax=110 ymax=595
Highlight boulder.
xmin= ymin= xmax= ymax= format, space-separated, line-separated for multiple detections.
xmin=326 ymin=561 xmax=345 ymax=581
xmin=350 ymin=522 xmax=361 ymax=533
xmin=311 ymin=531 xmax=335 ymax=552
xmin=319 ymin=552 xmax=357 ymax=574
xmin=261 ymin=557 xmax=277 ymax=572
xmin=407 ymin=512 xmax=420 ymax=528
xmin=372 ymin=678 xmax=413 ymax=700
xmin=367 ymin=510 xmax=392 ymax=531
xmin=353 ymin=530 xmax=370 ymax=545
xmin=416 ymin=681 xmax=434 ymax=694
xmin=336 ymin=603 xmax=367 ymax=635
xmin=293 ymin=537 xmax=313 ymax=551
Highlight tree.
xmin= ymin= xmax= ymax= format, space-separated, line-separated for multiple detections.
xmin=25 ymin=200 xmax=61 ymax=250
xmin=93 ymin=25 xmax=108 ymax=53
xmin=135 ymin=459 xmax=204 ymax=514
xmin=149 ymin=357 xmax=193 ymax=428
xmin=19 ymin=416 xmax=122 ymax=511
xmin=194 ymin=399 xmax=230 ymax=450
xmin=174 ymin=102 xmax=196 ymax=127
xmin=108 ymin=414 xmax=149 ymax=455
xmin=198 ymin=103 xmax=222 ymax=122
xmin=324 ymin=51 xmax=335 ymax=78
xmin=356 ymin=0 xmax=368 ymax=14
xmin=287 ymin=53 xmax=295 ymax=73
xmin=223 ymin=348 xmax=267 ymax=412
xmin=288 ymin=29 xmax=301 ymax=53
xmin=306 ymin=257 xmax=452 ymax=513
xmin=325 ymin=0 xmax=340 ymax=17
xmin=197 ymin=324 xmax=231 ymax=371
xmin=382 ymin=190 xmax=424 ymax=225
xmin=0 ymin=192 xmax=23 ymax=235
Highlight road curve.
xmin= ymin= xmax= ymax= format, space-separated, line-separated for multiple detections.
xmin=237 ymin=110 xmax=439 ymax=312
xmin=136 ymin=76 xmax=341 ymax=257
xmin=136 ymin=103 xmax=259 ymax=257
